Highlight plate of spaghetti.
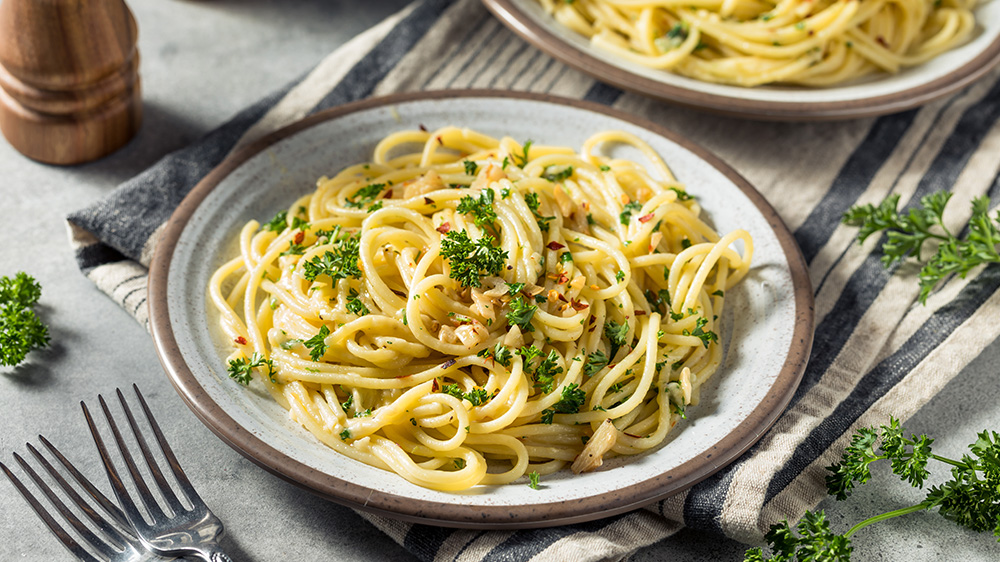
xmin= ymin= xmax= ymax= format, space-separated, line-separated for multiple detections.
xmin=149 ymin=90 xmax=813 ymax=528
xmin=482 ymin=0 xmax=1000 ymax=120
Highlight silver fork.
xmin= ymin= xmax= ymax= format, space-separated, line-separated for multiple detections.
xmin=85 ymin=385 xmax=233 ymax=562
xmin=1 ymin=435 xmax=170 ymax=562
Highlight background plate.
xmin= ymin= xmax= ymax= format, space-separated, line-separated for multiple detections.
xmin=482 ymin=0 xmax=1000 ymax=121
xmin=149 ymin=90 xmax=813 ymax=528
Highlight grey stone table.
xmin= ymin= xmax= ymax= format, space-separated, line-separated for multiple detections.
xmin=2 ymin=2 xmax=999 ymax=561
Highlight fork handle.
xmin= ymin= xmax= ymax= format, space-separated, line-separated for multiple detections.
xmin=189 ymin=543 xmax=234 ymax=562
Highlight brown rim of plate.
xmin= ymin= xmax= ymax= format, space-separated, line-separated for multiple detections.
xmin=148 ymin=89 xmax=815 ymax=529
xmin=481 ymin=0 xmax=1000 ymax=122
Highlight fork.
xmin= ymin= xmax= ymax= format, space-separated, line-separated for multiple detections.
xmin=85 ymin=385 xmax=233 ymax=562
xmin=1 ymin=435 xmax=170 ymax=562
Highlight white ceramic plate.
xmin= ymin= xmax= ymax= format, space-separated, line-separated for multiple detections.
xmin=149 ymin=91 xmax=813 ymax=528
xmin=482 ymin=0 xmax=1000 ymax=120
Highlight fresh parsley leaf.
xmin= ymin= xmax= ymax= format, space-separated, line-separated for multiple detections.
xmin=542 ymin=165 xmax=573 ymax=182
xmin=506 ymin=295 xmax=537 ymax=332
xmin=843 ymin=192 xmax=1000 ymax=303
xmin=682 ymin=316 xmax=718 ymax=348
xmin=456 ymin=188 xmax=498 ymax=228
xmin=226 ymin=352 xmax=274 ymax=386
xmin=583 ymin=350 xmax=609 ymax=377
xmin=619 ymin=201 xmax=643 ymax=225
xmin=559 ymin=252 xmax=573 ymax=263
xmin=604 ymin=320 xmax=629 ymax=359
xmin=670 ymin=187 xmax=694 ymax=201
xmin=440 ymin=230 xmax=508 ymax=288
xmin=524 ymin=192 xmax=555 ymax=232
xmin=532 ymin=350 xmax=563 ymax=394
xmin=528 ymin=470 xmax=540 ymax=489
xmin=344 ymin=183 xmax=386 ymax=209
xmin=302 ymin=233 xmax=362 ymax=283
xmin=463 ymin=160 xmax=479 ymax=176
xmin=262 ymin=210 xmax=288 ymax=232
xmin=0 ymin=272 xmax=49 ymax=367
xmin=303 ymin=325 xmax=330 ymax=362
xmin=514 ymin=140 xmax=533 ymax=168
xmin=541 ymin=383 xmax=586 ymax=423
xmin=346 ymin=288 xmax=369 ymax=316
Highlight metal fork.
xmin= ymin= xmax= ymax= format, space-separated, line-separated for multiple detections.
xmin=85 ymin=385 xmax=233 ymax=562
xmin=1 ymin=435 xmax=170 ymax=562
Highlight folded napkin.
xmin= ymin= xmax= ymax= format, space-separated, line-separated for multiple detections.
xmin=67 ymin=0 xmax=1000 ymax=559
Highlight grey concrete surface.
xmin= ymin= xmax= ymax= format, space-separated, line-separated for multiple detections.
xmin=1 ymin=1 xmax=998 ymax=561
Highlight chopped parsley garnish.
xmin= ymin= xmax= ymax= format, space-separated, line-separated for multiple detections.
xmin=506 ymin=295 xmax=537 ymax=332
xmin=226 ymin=352 xmax=274 ymax=386
xmin=280 ymin=242 xmax=306 ymax=256
xmin=506 ymin=282 xmax=525 ymax=295
xmin=463 ymin=160 xmax=479 ymax=176
xmin=290 ymin=215 xmax=310 ymax=231
xmin=367 ymin=201 xmax=383 ymax=213
xmin=443 ymin=384 xmax=491 ymax=406
xmin=654 ymin=22 xmax=689 ymax=52
xmin=559 ymin=252 xmax=573 ymax=264
xmin=456 ymin=188 xmax=498 ymax=228
xmin=262 ymin=210 xmax=288 ymax=232
xmin=341 ymin=394 xmax=353 ymax=411
xmin=599 ymin=165 xmax=611 ymax=172
xmin=0 ymin=272 xmax=49 ymax=367
xmin=355 ymin=408 xmax=372 ymax=418
xmin=339 ymin=429 xmax=351 ymax=440
xmin=541 ymin=383 xmax=586 ymax=424
xmin=542 ymin=165 xmax=573 ymax=182
xmin=478 ymin=342 xmax=513 ymax=367
xmin=534 ymin=294 xmax=547 ymax=304
xmin=670 ymin=187 xmax=693 ymax=201
xmin=682 ymin=316 xmax=718 ymax=348
xmin=454 ymin=458 xmax=466 ymax=470
xmin=528 ymin=471 xmax=540 ymax=490
xmin=439 ymin=230 xmax=508 ymax=288
xmin=532 ymin=350 xmax=563 ymax=394
xmin=346 ymin=289 xmax=369 ymax=316
xmin=524 ymin=192 xmax=555 ymax=232
xmin=302 ymin=233 xmax=362 ymax=283
xmin=604 ymin=320 xmax=629 ymax=358
xmin=712 ymin=290 xmax=725 ymax=297
xmin=514 ymin=140 xmax=533 ymax=168
xmin=583 ymin=350 xmax=609 ymax=377
xmin=516 ymin=344 xmax=543 ymax=364
xmin=619 ymin=201 xmax=643 ymax=225
xmin=615 ymin=271 xmax=625 ymax=283
xmin=681 ymin=238 xmax=693 ymax=249
xmin=344 ymin=183 xmax=386 ymax=209
xmin=303 ymin=325 xmax=330 ymax=361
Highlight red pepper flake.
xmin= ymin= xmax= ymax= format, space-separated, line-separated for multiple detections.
xmin=625 ymin=432 xmax=642 ymax=438
xmin=383 ymin=189 xmax=393 ymax=199
xmin=234 ymin=336 xmax=247 ymax=345
xmin=432 ymin=379 xmax=440 ymax=392
xmin=635 ymin=310 xmax=646 ymax=316
xmin=436 ymin=222 xmax=451 ymax=234
xmin=638 ymin=213 xmax=655 ymax=224
xmin=876 ymin=36 xmax=889 ymax=49
xmin=419 ymin=124 xmax=428 ymax=132
xmin=424 ymin=196 xmax=435 ymax=205
xmin=546 ymin=241 xmax=565 ymax=250
xmin=441 ymin=359 xmax=457 ymax=369
xmin=436 ymin=135 xmax=444 ymax=145
xmin=557 ymin=273 xmax=569 ymax=285
xmin=571 ymin=300 xmax=589 ymax=311
xmin=587 ymin=325 xmax=596 ymax=333
xmin=293 ymin=231 xmax=305 ymax=245
xmin=557 ymin=292 xmax=569 ymax=303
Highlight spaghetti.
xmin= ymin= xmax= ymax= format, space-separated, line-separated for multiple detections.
xmin=209 ymin=127 xmax=752 ymax=491
xmin=535 ymin=0 xmax=978 ymax=86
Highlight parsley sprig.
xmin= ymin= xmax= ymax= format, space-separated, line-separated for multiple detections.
xmin=540 ymin=383 xmax=585 ymax=424
xmin=456 ymin=188 xmax=498 ymax=229
xmin=746 ymin=418 xmax=1000 ymax=561
xmin=843 ymin=192 xmax=1000 ymax=304
xmin=227 ymin=352 xmax=275 ymax=385
xmin=0 ymin=272 xmax=49 ymax=367
xmin=440 ymin=230 xmax=508 ymax=288
xmin=302 ymin=233 xmax=362 ymax=283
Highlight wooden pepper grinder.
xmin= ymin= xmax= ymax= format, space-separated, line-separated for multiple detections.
xmin=0 ymin=0 xmax=141 ymax=165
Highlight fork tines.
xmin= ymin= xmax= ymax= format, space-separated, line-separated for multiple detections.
xmin=1 ymin=436 xmax=145 ymax=562
xmin=85 ymin=385 xmax=203 ymax=526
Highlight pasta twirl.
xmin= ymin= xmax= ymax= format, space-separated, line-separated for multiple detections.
xmin=535 ymin=0 xmax=978 ymax=86
xmin=209 ymin=127 xmax=753 ymax=491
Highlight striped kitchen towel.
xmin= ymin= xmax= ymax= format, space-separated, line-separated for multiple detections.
xmin=67 ymin=0 xmax=1000 ymax=559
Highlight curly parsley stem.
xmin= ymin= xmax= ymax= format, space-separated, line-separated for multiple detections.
xmin=844 ymin=503 xmax=927 ymax=538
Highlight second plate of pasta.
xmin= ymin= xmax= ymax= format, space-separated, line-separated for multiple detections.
xmin=482 ymin=0 xmax=1000 ymax=120
xmin=149 ymin=90 xmax=812 ymax=527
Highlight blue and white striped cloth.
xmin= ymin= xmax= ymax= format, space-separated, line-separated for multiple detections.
xmin=67 ymin=0 xmax=1000 ymax=559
